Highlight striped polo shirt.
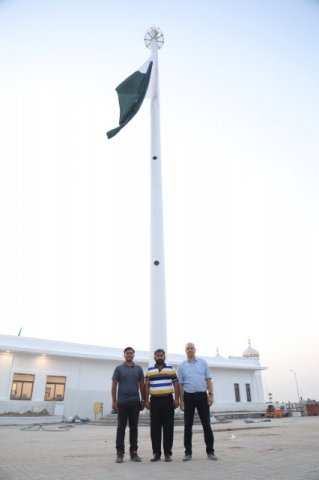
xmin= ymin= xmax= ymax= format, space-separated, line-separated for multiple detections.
xmin=145 ymin=363 xmax=178 ymax=396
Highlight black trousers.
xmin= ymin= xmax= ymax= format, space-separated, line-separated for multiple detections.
xmin=183 ymin=391 xmax=214 ymax=455
xmin=150 ymin=395 xmax=174 ymax=456
xmin=116 ymin=401 xmax=140 ymax=454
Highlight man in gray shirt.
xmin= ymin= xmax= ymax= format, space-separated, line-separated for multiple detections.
xmin=112 ymin=347 xmax=145 ymax=463
xmin=178 ymin=342 xmax=217 ymax=461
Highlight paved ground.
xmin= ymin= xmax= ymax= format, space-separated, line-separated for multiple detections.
xmin=0 ymin=417 xmax=318 ymax=480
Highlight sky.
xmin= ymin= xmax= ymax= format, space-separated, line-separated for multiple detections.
xmin=0 ymin=0 xmax=319 ymax=403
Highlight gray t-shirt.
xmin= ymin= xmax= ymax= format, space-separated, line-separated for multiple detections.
xmin=112 ymin=363 xmax=144 ymax=403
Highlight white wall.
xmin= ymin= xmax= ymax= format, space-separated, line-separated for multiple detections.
xmin=0 ymin=352 xmax=149 ymax=419
xmin=212 ymin=367 xmax=265 ymax=405
xmin=0 ymin=351 xmax=265 ymax=419
xmin=0 ymin=354 xmax=13 ymax=400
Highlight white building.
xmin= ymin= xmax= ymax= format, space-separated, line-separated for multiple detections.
xmin=0 ymin=334 xmax=266 ymax=420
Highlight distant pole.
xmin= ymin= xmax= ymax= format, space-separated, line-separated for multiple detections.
xmin=290 ymin=369 xmax=301 ymax=403
xmin=144 ymin=27 xmax=167 ymax=362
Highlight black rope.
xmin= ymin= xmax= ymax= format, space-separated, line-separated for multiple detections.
xmin=21 ymin=423 xmax=74 ymax=432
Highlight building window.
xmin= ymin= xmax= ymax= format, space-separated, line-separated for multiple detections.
xmin=245 ymin=383 xmax=252 ymax=402
xmin=45 ymin=376 xmax=66 ymax=401
xmin=234 ymin=383 xmax=241 ymax=402
xmin=10 ymin=373 xmax=35 ymax=400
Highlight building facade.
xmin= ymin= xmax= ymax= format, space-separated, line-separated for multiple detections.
xmin=0 ymin=335 xmax=266 ymax=420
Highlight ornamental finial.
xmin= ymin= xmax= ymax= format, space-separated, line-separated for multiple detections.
xmin=144 ymin=26 xmax=164 ymax=50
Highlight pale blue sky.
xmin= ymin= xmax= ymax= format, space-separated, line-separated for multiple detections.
xmin=1 ymin=0 xmax=319 ymax=402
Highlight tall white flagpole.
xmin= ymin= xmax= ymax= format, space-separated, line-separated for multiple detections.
xmin=144 ymin=27 xmax=167 ymax=362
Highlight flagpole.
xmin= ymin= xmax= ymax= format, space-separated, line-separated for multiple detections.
xmin=144 ymin=27 xmax=167 ymax=361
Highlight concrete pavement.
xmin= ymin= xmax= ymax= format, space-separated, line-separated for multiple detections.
xmin=0 ymin=417 xmax=318 ymax=480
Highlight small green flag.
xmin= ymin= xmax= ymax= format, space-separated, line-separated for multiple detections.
xmin=107 ymin=57 xmax=154 ymax=139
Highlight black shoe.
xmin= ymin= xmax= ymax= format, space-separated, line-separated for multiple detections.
xmin=164 ymin=455 xmax=172 ymax=462
xmin=150 ymin=453 xmax=161 ymax=462
xmin=115 ymin=453 xmax=124 ymax=463
xmin=130 ymin=452 xmax=142 ymax=462
xmin=183 ymin=454 xmax=192 ymax=461
xmin=207 ymin=452 xmax=218 ymax=461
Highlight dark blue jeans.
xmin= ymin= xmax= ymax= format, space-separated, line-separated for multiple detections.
xmin=116 ymin=401 xmax=140 ymax=454
xmin=183 ymin=391 xmax=214 ymax=455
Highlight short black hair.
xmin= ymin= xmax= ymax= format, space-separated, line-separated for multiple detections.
xmin=124 ymin=346 xmax=135 ymax=354
xmin=154 ymin=348 xmax=165 ymax=356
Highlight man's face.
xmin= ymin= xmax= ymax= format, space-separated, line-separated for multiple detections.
xmin=154 ymin=351 xmax=165 ymax=365
xmin=185 ymin=343 xmax=196 ymax=359
xmin=124 ymin=349 xmax=135 ymax=362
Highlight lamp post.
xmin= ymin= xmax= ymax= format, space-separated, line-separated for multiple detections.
xmin=290 ymin=369 xmax=301 ymax=411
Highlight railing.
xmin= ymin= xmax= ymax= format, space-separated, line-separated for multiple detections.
xmin=285 ymin=401 xmax=319 ymax=416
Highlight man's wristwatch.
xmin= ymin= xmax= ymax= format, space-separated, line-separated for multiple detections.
xmin=208 ymin=393 xmax=213 ymax=396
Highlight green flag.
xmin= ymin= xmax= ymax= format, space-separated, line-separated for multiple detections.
xmin=107 ymin=57 xmax=154 ymax=139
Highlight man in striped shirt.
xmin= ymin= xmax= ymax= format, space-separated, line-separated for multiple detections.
xmin=145 ymin=349 xmax=179 ymax=462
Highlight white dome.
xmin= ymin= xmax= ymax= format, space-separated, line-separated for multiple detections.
xmin=213 ymin=347 xmax=224 ymax=359
xmin=242 ymin=340 xmax=259 ymax=358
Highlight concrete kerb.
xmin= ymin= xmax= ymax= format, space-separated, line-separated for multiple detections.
xmin=0 ymin=415 xmax=63 ymax=426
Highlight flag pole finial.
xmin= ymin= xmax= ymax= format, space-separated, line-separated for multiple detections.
xmin=144 ymin=26 xmax=164 ymax=50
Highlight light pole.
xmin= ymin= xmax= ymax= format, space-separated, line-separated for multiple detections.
xmin=290 ymin=369 xmax=301 ymax=407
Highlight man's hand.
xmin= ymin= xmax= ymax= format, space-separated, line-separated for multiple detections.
xmin=145 ymin=399 xmax=150 ymax=410
xmin=112 ymin=401 xmax=118 ymax=411
xmin=179 ymin=401 xmax=185 ymax=411
xmin=174 ymin=399 xmax=180 ymax=409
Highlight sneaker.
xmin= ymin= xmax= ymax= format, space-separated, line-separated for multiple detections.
xmin=130 ymin=452 xmax=142 ymax=462
xmin=207 ymin=452 xmax=218 ymax=461
xmin=164 ymin=455 xmax=172 ymax=462
xmin=150 ymin=453 xmax=161 ymax=462
xmin=183 ymin=454 xmax=192 ymax=461
xmin=116 ymin=453 xmax=124 ymax=463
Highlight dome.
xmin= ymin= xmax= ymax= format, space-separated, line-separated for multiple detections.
xmin=242 ymin=339 xmax=259 ymax=358
xmin=214 ymin=347 xmax=224 ymax=359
